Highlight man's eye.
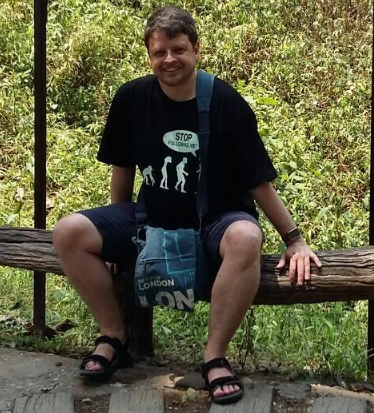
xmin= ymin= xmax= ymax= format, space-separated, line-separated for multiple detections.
xmin=154 ymin=51 xmax=164 ymax=57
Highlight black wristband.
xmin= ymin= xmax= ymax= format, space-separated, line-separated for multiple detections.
xmin=282 ymin=227 xmax=302 ymax=247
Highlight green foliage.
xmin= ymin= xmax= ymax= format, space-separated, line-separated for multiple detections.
xmin=0 ymin=0 xmax=371 ymax=379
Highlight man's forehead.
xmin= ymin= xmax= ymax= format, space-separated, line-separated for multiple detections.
xmin=148 ymin=30 xmax=191 ymax=47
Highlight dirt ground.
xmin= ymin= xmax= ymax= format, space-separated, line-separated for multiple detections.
xmin=72 ymin=383 xmax=374 ymax=413
xmin=1 ymin=347 xmax=374 ymax=413
xmin=71 ymin=374 xmax=374 ymax=413
xmin=74 ymin=390 xmax=210 ymax=413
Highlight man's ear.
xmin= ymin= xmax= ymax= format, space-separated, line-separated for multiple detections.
xmin=146 ymin=49 xmax=152 ymax=65
xmin=193 ymin=40 xmax=200 ymax=58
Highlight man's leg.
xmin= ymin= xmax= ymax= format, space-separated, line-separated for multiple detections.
xmin=205 ymin=220 xmax=262 ymax=398
xmin=53 ymin=213 xmax=126 ymax=371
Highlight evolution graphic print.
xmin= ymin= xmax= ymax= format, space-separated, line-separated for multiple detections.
xmin=141 ymin=130 xmax=200 ymax=193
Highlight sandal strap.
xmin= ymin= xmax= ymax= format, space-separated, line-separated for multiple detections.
xmin=201 ymin=357 xmax=244 ymax=404
xmin=95 ymin=335 xmax=123 ymax=351
xmin=210 ymin=375 xmax=244 ymax=391
xmin=94 ymin=335 xmax=125 ymax=362
xmin=201 ymin=357 xmax=233 ymax=380
xmin=79 ymin=335 xmax=133 ymax=380
xmin=80 ymin=354 xmax=111 ymax=371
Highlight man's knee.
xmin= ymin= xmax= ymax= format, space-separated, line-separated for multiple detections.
xmin=53 ymin=213 xmax=102 ymax=256
xmin=220 ymin=221 xmax=262 ymax=264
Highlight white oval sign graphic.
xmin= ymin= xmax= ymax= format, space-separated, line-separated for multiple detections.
xmin=163 ymin=130 xmax=199 ymax=157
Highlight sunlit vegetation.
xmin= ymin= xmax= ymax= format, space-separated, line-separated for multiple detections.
xmin=0 ymin=0 xmax=371 ymax=379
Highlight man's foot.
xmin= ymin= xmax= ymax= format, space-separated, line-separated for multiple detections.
xmin=202 ymin=357 xmax=244 ymax=405
xmin=84 ymin=341 xmax=118 ymax=371
xmin=80 ymin=335 xmax=130 ymax=381
xmin=207 ymin=366 xmax=241 ymax=397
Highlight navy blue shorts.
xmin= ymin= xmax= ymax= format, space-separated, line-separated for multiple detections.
xmin=79 ymin=203 xmax=262 ymax=282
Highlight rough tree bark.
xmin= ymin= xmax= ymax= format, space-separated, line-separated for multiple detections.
xmin=1 ymin=227 xmax=374 ymax=304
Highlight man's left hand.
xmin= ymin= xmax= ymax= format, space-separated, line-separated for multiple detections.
xmin=276 ymin=239 xmax=322 ymax=286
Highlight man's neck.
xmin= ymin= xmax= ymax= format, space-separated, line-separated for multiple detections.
xmin=158 ymin=71 xmax=197 ymax=102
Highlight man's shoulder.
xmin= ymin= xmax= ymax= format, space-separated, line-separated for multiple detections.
xmin=213 ymin=76 xmax=237 ymax=94
xmin=212 ymin=76 xmax=251 ymax=111
xmin=114 ymin=74 xmax=156 ymax=98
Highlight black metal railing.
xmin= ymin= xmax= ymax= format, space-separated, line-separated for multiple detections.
xmin=33 ymin=0 xmax=47 ymax=332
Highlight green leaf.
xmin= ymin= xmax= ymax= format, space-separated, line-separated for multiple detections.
xmin=5 ymin=214 xmax=18 ymax=225
xmin=257 ymin=96 xmax=278 ymax=106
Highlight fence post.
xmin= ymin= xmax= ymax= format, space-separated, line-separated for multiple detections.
xmin=33 ymin=0 xmax=47 ymax=332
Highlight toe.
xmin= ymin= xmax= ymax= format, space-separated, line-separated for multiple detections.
xmin=85 ymin=361 xmax=93 ymax=371
xmin=85 ymin=361 xmax=102 ymax=371
xmin=228 ymin=385 xmax=236 ymax=395
xmin=221 ymin=384 xmax=240 ymax=396
xmin=213 ymin=387 xmax=225 ymax=397
xmin=206 ymin=364 xmax=242 ymax=400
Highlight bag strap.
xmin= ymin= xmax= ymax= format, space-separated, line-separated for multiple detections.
xmin=136 ymin=70 xmax=215 ymax=228
xmin=195 ymin=70 xmax=214 ymax=220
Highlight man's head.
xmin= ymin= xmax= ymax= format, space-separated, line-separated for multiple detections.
xmin=144 ymin=6 xmax=198 ymax=50
xmin=145 ymin=6 xmax=200 ymax=93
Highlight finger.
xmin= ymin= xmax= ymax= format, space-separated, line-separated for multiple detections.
xmin=276 ymin=253 xmax=286 ymax=269
xmin=289 ymin=255 xmax=297 ymax=283
xmin=304 ymin=256 xmax=311 ymax=281
xmin=297 ymin=255 xmax=305 ymax=286
xmin=311 ymin=253 xmax=322 ymax=268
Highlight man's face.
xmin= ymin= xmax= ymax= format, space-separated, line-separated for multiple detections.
xmin=148 ymin=30 xmax=199 ymax=88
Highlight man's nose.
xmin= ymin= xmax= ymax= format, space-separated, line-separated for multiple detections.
xmin=164 ymin=51 xmax=176 ymax=63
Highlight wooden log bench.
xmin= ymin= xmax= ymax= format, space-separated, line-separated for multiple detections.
xmin=1 ymin=227 xmax=374 ymax=358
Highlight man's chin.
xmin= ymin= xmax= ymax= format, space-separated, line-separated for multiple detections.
xmin=160 ymin=71 xmax=196 ymax=87
xmin=160 ymin=75 xmax=184 ymax=87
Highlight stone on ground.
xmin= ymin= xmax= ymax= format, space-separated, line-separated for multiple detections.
xmin=108 ymin=388 xmax=164 ymax=413
xmin=13 ymin=392 xmax=74 ymax=413
xmin=174 ymin=371 xmax=206 ymax=390
xmin=208 ymin=384 xmax=273 ymax=413
xmin=308 ymin=396 xmax=367 ymax=413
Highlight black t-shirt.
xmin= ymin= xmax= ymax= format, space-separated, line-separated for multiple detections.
xmin=98 ymin=75 xmax=277 ymax=229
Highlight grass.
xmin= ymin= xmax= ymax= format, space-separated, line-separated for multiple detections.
xmin=0 ymin=266 xmax=369 ymax=380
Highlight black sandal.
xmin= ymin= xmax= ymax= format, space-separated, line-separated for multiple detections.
xmin=79 ymin=335 xmax=132 ymax=381
xmin=202 ymin=357 xmax=244 ymax=405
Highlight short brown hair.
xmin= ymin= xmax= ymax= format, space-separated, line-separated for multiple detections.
xmin=144 ymin=6 xmax=198 ymax=49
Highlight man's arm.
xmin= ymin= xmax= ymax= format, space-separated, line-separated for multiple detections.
xmin=110 ymin=166 xmax=136 ymax=203
xmin=251 ymin=181 xmax=322 ymax=285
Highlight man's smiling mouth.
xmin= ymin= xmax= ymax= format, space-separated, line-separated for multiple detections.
xmin=164 ymin=67 xmax=180 ymax=72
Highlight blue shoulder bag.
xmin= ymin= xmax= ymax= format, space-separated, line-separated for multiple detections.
xmin=132 ymin=70 xmax=214 ymax=312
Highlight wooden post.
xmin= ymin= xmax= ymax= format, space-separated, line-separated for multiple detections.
xmin=113 ymin=263 xmax=154 ymax=358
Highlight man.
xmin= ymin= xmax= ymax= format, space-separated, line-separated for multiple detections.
xmin=53 ymin=5 xmax=321 ymax=405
